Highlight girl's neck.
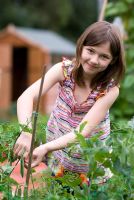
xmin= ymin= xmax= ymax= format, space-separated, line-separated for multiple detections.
xmin=82 ymin=75 xmax=94 ymax=89
xmin=82 ymin=71 xmax=96 ymax=87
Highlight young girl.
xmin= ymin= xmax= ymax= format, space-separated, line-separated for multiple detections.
xmin=14 ymin=21 xmax=125 ymax=184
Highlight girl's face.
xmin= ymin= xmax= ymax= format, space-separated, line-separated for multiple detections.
xmin=80 ymin=42 xmax=113 ymax=77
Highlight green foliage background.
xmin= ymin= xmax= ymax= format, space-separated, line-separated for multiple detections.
xmin=0 ymin=0 xmax=98 ymax=41
xmin=106 ymin=0 xmax=134 ymax=120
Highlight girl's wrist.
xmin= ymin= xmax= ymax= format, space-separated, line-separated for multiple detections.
xmin=43 ymin=142 xmax=52 ymax=152
xmin=40 ymin=144 xmax=50 ymax=155
xmin=21 ymin=132 xmax=32 ymax=138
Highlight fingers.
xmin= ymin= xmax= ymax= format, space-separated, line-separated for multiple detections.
xmin=24 ymin=157 xmax=29 ymax=168
xmin=14 ymin=144 xmax=29 ymax=159
xmin=25 ymin=155 xmax=38 ymax=168
xmin=14 ymin=144 xmax=23 ymax=156
xmin=31 ymin=153 xmax=38 ymax=168
xmin=31 ymin=151 xmax=43 ymax=168
xmin=13 ymin=133 xmax=32 ymax=158
xmin=23 ymin=151 xmax=29 ymax=159
xmin=14 ymin=142 xmax=44 ymax=168
xmin=31 ymin=161 xmax=39 ymax=168
xmin=31 ymin=156 xmax=41 ymax=168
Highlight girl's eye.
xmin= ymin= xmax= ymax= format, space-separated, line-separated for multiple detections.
xmin=100 ymin=55 xmax=109 ymax=60
xmin=88 ymin=49 xmax=94 ymax=54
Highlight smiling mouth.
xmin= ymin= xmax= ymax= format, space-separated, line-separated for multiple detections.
xmin=87 ymin=63 xmax=98 ymax=70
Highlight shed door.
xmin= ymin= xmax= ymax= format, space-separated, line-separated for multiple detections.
xmin=12 ymin=47 xmax=28 ymax=101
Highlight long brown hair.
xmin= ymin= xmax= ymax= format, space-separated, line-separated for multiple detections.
xmin=72 ymin=21 xmax=126 ymax=89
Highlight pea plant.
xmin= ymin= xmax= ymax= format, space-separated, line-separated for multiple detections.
xmin=0 ymin=118 xmax=134 ymax=199
xmin=0 ymin=115 xmax=47 ymax=199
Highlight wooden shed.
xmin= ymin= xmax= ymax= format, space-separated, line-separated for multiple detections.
xmin=0 ymin=24 xmax=75 ymax=115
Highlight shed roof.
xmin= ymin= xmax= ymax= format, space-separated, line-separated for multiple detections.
xmin=3 ymin=25 xmax=76 ymax=55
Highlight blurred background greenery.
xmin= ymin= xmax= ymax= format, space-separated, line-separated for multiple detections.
xmin=0 ymin=0 xmax=99 ymax=42
xmin=0 ymin=0 xmax=134 ymax=123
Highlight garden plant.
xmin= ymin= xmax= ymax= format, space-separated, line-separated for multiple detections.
xmin=0 ymin=118 xmax=134 ymax=200
xmin=1 ymin=0 xmax=134 ymax=199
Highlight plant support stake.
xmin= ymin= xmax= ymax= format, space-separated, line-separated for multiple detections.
xmin=98 ymin=0 xmax=108 ymax=21
xmin=25 ymin=65 xmax=46 ymax=188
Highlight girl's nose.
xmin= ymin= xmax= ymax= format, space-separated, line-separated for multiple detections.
xmin=90 ymin=55 xmax=99 ymax=65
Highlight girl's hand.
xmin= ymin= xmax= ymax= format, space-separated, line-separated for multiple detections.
xmin=14 ymin=132 xmax=32 ymax=158
xmin=31 ymin=144 xmax=48 ymax=168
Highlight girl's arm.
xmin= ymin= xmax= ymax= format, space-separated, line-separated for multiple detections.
xmin=14 ymin=62 xmax=64 ymax=157
xmin=31 ymin=86 xmax=119 ymax=167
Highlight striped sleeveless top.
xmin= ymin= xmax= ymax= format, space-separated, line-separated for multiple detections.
xmin=46 ymin=58 xmax=114 ymax=174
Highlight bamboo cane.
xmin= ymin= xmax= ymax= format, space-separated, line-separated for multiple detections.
xmin=25 ymin=65 xmax=46 ymax=192
xmin=98 ymin=0 xmax=108 ymax=21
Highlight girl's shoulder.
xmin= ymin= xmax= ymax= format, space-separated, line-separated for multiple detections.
xmin=95 ymin=79 xmax=118 ymax=100
xmin=62 ymin=57 xmax=74 ymax=79
xmin=106 ymin=79 xmax=118 ymax=91
xmin=98 ymin=79 xmax=117 ymax=91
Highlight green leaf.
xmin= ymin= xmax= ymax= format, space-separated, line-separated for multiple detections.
xmin=19 ymin=123 xmax=32 ymax=133
xmin=123 ymin=74 xmax=134 ymax=88
xmin=76 ymin=133 xmax=88 ymax=148
xmin=79 ymin=121 xmax=87 ymax=133
xmin=106 ymin=3 xmax=119 ymax=16
xmin=20 ymin=156 xmax=24 ymax=177
xmin=127 ymin=147 xmax=134 ymax=167
xmin=0 ymin=125 xmax=3 ymax=134
xmin=95 ymin=148 xmax=110 ymax=163
xmin=1 ymin=164 xmax=14 ymax=175
xmin=56 ymin=171 xmax=81 ymax=187
xmin=126 ymin=0 xmax=134 ymax=3
xmin=103 ymin=159 xmax=112 ymax=168
xmin=88 ymin=160 xmax=97 ymax=173
xmin=93 ymin=167 xmax=105 ymax=178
